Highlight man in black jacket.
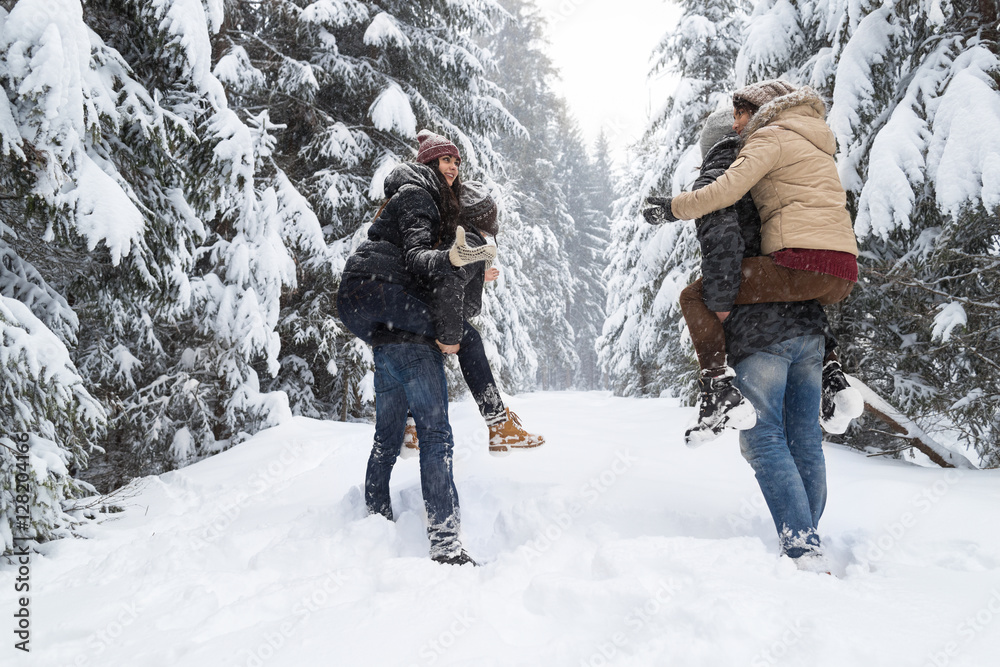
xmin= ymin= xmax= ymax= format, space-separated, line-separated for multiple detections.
xmin=691 ymin=109 xmax=832 ymax=571
xmin=337 ymin=161 xmax=481 ymax=565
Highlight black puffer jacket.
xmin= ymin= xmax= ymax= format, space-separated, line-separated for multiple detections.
xmin=342 ymin=163 xmax=478 ymax=345
xmin=415 ymin=223 xmax=489 ymax=346
xmin=342 ymin=163 xmax=453 ymax=286
xmin=698 ymin=134 xmax=833 ymax=365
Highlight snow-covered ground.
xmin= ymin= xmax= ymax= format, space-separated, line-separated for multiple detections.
xmin=5 ymin=392 xmax=1000 ymax=667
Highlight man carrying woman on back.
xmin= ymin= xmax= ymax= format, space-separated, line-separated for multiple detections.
xmin=643 ymin=80 xmax=864 ymax=445
xmin=336 ymin=130 xmax=543 ymax=564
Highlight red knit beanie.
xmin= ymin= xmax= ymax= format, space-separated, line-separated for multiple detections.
xmin=416 ymin=129 xmax=461 ymax=164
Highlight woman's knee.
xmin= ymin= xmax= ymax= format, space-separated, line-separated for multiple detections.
xmin=461 ymin=322 xmax=483 ymax=346
xmin=679 ymin=280 xmax=706 ymax=315
xmin=818 ymin=278 xmax=855 ymax=305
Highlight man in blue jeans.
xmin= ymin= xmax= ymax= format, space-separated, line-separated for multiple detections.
xmin=365 ymin=334 xmax=475 ymax=566
xmin=337 ymin=280 xmax=475 ymax=565
xmin=691 ymin=110 xmax=833 ymax=571
xmin=731 ymin=331 xmax=828 ymax=570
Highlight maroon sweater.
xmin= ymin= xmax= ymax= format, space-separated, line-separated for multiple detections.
xmin=772 ymin=248 xmax=858 ymax=283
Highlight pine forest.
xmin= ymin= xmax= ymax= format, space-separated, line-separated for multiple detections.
xmin=1 ymin=0 xmax=998 ymax=553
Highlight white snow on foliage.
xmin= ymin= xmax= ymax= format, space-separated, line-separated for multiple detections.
xmin=301 ymin=0 xmax=371 ymax=27
xmin=3 ymin=1 xmax=90 ymax=161
xmin=213 ymin=45 xmax=266 ymax=94
xmin=852 ymin=35 xmax=949 ymax=239
xmin=853 ymin=99 xmax=926 ymax=239
xmin=72 ymin=153 xmax=145 ymax=263
xmin=9 ymin=393 xmax=996 ymax=666
xmin=927 ymin=45 xmax=1000 ymax=217
xmin=369 ymin=81 xmax=417 ymax=139
xmin=931 ymin=301 xmax=967 ymax=343
xmin=828 ymin=6 xmax=901 ymax=186
xmin=735 ymin=0 xmax=802 ymax=84
xmin=369 ymin=153 xmax=401 ymax=200
xmin=149 ymin=0 xmax=225 ymax=104
xmin=1 ymin=0 xmax=149 ymax=262
xmin=363 ymin=12 xmax=410 ymax=48
xmin=0 ymin=86 xmax=23 ymax=158
xmin=0 ymin=296 xmax=104 ymax=428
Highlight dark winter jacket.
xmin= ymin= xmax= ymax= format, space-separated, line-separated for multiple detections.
xmin=342 ymin=163 xmax=453 ymax=286
xmin=416 ymin=223 xmax=489 ymax=343
xmin=697 ymin=134 xmax=832 ymax=365
xmin=341 ymin=163 xmax=481 ymax=345
xmin=693 ymin=132 xmax=761 ymax=312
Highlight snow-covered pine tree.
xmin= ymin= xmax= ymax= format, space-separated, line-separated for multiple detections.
xmin=218 ymin=0 xmax=526 ymax=414
xmin=734 ymin=0 xmax=1000 ymax=465
xmin=0 ymin=0 xmax=173 ymax=545
xmin=598 ymin=0 xmax=747 ymax=398
xmin=563 ymin=130 xmax=612 ymax=390
xmin=735 ymin=0 xmax=832 ymax=86
xmin=490 ymin=0 xmax=581 ymax=390
xmin=0 ymin=298 xmax=105 ymax=555
xmin=73 ymin=0 xmax=311 ymax=476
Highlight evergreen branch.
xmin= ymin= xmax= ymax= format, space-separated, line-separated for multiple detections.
xmin=969 ymin=348 xmax=1000 ymax=374
xmin=865 ymin=443 xmax=915 ymax=457
xmin=867 ymin=270 xmax=1000 ymax=310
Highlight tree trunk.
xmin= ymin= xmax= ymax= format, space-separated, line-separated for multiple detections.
xmin=847 ymin=375 xmax=978 ymax=469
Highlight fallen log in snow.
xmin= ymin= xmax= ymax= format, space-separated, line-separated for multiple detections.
xmin=846 ymin=374 xmax=978 ymax=469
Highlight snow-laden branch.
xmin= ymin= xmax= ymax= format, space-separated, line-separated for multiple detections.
xmin=848 ymin=374 xmax=978 ymax=469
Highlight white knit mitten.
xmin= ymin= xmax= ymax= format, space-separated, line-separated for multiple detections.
xmin=448 ymin=226 xmax=497 ymax=267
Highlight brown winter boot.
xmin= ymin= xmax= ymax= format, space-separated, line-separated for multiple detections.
xmin=488 ymin=408 xmax=545 ymax=456
xmin=400 ymin=417 xmax=419 ymax=459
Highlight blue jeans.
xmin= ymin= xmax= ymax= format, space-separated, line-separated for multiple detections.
xmin=734 ymin=334 xmax=826 ymax=559
xmin=365 ymin=343 xmax=462 ymax=558
xmin=337 ymin=277 xmax=506 ymax=424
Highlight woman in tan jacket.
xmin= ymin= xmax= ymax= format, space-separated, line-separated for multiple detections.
xmin=643 ymin=80 xmax=860 ymax=442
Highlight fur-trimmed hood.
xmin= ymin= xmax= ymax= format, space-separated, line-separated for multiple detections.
xmin=742 ymin=87 xmax=836 ymax=156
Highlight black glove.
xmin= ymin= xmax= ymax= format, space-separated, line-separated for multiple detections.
xmin=642 ymin=196 xmax=678 ymax=224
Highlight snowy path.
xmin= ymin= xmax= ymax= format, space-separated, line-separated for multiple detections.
xmin=5 ymin=392 xmax=1000 ymax=667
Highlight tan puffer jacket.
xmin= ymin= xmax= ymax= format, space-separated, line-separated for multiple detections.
xmin=670 ymin=88 xmax=858 ymax=257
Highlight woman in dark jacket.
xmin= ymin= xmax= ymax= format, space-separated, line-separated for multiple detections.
xmin=338 ymin=131 xmax=544 ymax=456
xmin=337 ymin=130 xmax=486 ymax=565
xmin=336 ymin=131 xmax=544 ymax=564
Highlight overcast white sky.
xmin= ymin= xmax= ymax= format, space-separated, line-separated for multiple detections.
xmin=532 ymin=0 xmax=682 ymax=155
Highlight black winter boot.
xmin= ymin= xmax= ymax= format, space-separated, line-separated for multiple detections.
xmin=685 ymin=367 xmax=757 ymax=447
xmin=821 ymin=361 xmax=864 ymax=434
xmin=432 ymin=549 xmax=478 ymax=567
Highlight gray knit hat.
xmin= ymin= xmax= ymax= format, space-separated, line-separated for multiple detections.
xmin=459 ymin=180 xmax=498 ymax=236
xmin=699 ymin=109 xmax=735 ymax=159
xmin=732 ymin=79 xmax=797 ymax=112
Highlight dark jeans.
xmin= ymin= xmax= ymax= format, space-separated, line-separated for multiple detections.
xmin=366 ymin=343 xmax=462 ymax=558
xmin=681 ymin=257 xmax=853 ymax=370
xmin=734 ymin=334 xmax=826 ymax=559
xmin=337 ymin=277 xmax=506 ymax=424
